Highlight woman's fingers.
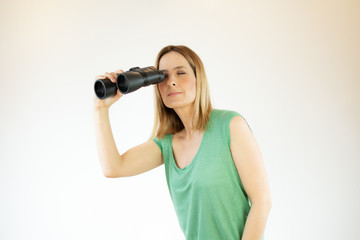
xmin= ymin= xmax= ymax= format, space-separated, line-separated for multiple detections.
xmin=95 ymin=69 xmax=124 ymax=83
xmin=102 ymin=72 xmax=117 ymax=83
xmin=114 ymin=69 xmax=124 ymax=74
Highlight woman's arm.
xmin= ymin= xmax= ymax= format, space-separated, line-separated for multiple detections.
xmin=94 ymin=107 xmax=163 ymax=178
xmin=93 ymin=69 xmax=163 ymax=178
xmin=230 ymin=116 xmax=272 ymax=240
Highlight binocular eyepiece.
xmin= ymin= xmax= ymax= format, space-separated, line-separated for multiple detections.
xmin=94 ymin=66 xmax=165 ymax=99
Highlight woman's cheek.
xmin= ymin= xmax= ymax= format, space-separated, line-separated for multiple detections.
xmin=158 ymin=84 xmax=165 ymax=97
xmin=188 ymin=78 xmax=197 ymax=95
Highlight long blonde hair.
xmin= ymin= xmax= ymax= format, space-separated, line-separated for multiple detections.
xmin=150 ymin=45 xmax=213 ymax=139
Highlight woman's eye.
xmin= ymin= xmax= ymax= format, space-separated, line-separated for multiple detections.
xmin=177 ymin=72 xmax=186 ymax=75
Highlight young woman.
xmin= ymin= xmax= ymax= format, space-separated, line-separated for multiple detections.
xmin=94 ymin=45 xmax=271 ymax=240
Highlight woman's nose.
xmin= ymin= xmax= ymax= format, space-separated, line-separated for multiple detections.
xmin=167 ymin=75 xmax=176 ymax=87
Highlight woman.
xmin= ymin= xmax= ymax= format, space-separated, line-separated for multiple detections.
xmin=94 ymin=45 xmax=271 ymax=240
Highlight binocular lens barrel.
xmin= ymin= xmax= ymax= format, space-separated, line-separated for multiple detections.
xmin=94 ymin=66 xmax=165 ymax=99
xmin=94 ymin=78 xmax=117 ymax=100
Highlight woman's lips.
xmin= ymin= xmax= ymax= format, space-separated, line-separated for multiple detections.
xmin=168 ymin=92 xmax=181 ymax=96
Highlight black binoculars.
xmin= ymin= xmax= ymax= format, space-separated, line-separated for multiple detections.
xmin=94 ymin=66 xmax=165 ymax=99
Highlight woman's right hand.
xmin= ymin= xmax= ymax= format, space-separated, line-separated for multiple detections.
xmin=94 ymin=69 xmax=124 ymax=111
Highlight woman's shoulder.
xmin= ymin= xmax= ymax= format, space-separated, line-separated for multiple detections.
xmin=210 ymin=108 xmax=244 ymax=122
xmin=152 ymin=133 xmax=172 ymax=147
xmin=211 ymin=108 xmax=254 ymax=134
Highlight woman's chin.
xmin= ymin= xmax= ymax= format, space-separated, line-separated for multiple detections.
xmin=164 ymin=101 xmax=194 ymax=110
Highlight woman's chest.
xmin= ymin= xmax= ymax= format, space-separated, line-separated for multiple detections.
xmin=171 ymin=132 xmax=204 ymax=169
xmin=169 ymin=139 xmax=238 ymax=195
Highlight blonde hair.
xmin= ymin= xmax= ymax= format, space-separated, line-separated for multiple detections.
xmin=150 ymin=45 xmax=213 ymax=139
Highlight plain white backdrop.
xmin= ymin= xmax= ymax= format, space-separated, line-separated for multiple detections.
xmin=1 ymin=0 xmax=359 ymax=239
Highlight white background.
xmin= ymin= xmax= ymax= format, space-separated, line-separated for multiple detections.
xmin=1 ymin=0 xmax=359 ymax=239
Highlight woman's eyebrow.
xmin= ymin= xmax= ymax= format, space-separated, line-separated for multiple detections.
xmin=173 ymin=66 xmax=187 ymax=70
xmin=160 ymin=66 xmax=187 ymax=72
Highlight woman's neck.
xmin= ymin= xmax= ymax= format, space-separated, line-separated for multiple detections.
xmin=174 ymin=105 xmax=198 ymax=139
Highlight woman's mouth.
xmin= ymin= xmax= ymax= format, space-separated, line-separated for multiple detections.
xmin=168 ymin=92 xmax=181 ymax=96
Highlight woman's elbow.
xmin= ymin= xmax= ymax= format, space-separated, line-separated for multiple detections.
xmin=266 ymin=199 xmax=272 ymax=210
xmin=252 ymin=197 xmax=272 ymax=210
xmin=102 ymin=169 xmax=123 ymax=178
xmin=262 ymin=195 xmax=272 ymax=209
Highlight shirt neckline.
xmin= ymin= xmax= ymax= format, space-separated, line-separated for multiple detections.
xmin=170 ymin=129 xmax=207 ymax=171
xmin=168 ymin=109 xmax=216 ymax=171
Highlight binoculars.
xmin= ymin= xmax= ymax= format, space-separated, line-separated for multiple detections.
xmin=94 ymin=66 xmax=165 ymax=99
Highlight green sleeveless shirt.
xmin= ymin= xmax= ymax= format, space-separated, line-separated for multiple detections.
xmin=153 ymin=109 xmax=262 ymax=240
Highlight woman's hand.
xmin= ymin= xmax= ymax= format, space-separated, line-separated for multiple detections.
xmin=93 ymin=69 xmax=124 ymax=111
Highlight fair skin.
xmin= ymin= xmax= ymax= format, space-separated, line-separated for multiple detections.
xmin=157 ymin=51 xmax=204 ymax=169
xmin=93 ymin=70 xmax=163 ymax=178
xmin=93 ymin=51 xmax=271 ymax=239
xmin=230 ymin=116 xmax=272 ymax=239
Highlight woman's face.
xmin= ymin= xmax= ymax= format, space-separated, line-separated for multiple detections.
xmin=158 ymin=51 xmax=197 ymax=110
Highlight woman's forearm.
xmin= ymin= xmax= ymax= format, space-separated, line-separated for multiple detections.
xmin=241 ymin=202 xmax=271 ymax=240
xmin=94 ymin=108 xmax=122 ymax=177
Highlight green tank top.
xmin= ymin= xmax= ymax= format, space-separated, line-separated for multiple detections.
xmin=153 ymin=109 xmax=262 ymax=240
